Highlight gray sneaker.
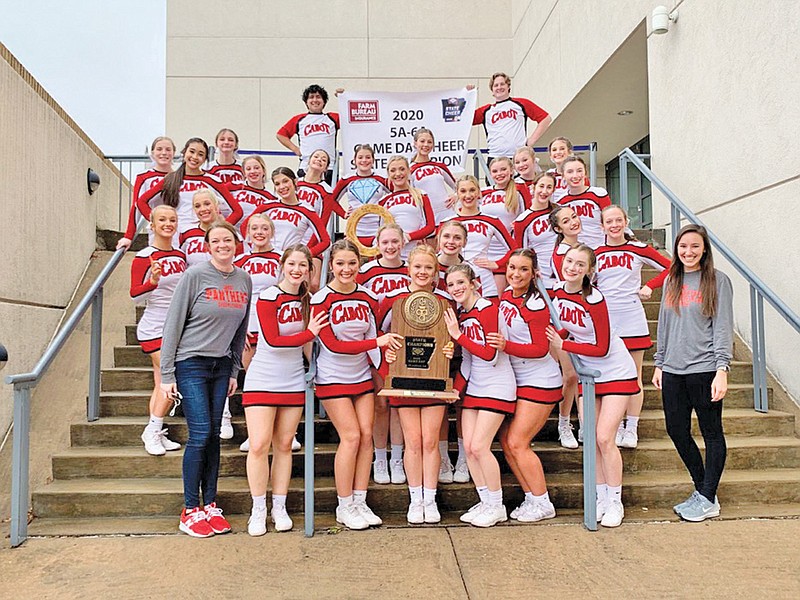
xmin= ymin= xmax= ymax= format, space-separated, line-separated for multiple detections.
xmin=679 ymin=494 xmax=720 ymax=522
xmin=673 ymin=490 xmax=701 ymax=515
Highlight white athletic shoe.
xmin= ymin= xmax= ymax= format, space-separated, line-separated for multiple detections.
xmin=291 ymin=436 xmax=302 ymax=451
xmin=471 ymin=503 xmax=507 ymax=528
xmin=596 ymin=498 xmax=607 ymax=523
xmin=600 ymin=499 xmax=624 ymax=528
xmin=578 ymin=427 xmax=584 ymax=444
xmin=159 ymin=429 xmax=181 ymax=451
xmin=423 ymin=500 xmax=441 ymax=524
xmin=517 ymin=500 xmax=556 ymax=523
xmin=354 ymin=501 xmax=382 ymax=526
xmin=620 ymin=429 xmax=639 ymax=449
xmin=459 ymin=502 xmax=483 ymax=524
xmin=390 ymin=458 xmax=406 ymax=484
xmin=453 ymin=458 xmax=470 ymax=483
xmin=141 ymin=428 xmax=166 ymax=456
xmin=373 ymin=459 xmax=391 ymax=484
xmin=438 ymin=457 xmax=454 ymax=484
xmin=219 ymin=415 xmax=234 ymax=440
xmin=247 ymin=506 xmax=267 ymax=537
xmin=615 ymin=425 xmax=625 ymax=447
xmin=510 ymin=498 xmax=531 ymax=520
xmin=336 ymin=504 xmax=369 ymax=530
xmin=558 ymin=422 xmax=579 ymax=449
xmin=406 ymin=500 xmax=425 ymax=524
xmin=271 ymin=505 xmax=293 ymax=532
xmin=239 ymin=438 xmax=250 ymax=452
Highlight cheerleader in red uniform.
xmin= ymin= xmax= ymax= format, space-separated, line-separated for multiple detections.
xmin=242 ymin=245 xmax=328 ymax=535
xmin=206 ymin=128 xmax=244 ymax=186
xmin=452 ymin=174 xmax=516 ymax=301
xmin=546 ymin=245 xmax=640 ymax=528
xmin=180 ymin=189 xmax=224 ymax=267
xmin=558 ymin=156 xmax=611 ymax=250
xmin=489 ymin=249 xmax=562 ymax=522
xmin=549 ymin=205 xmax=582 ymax=283
xmin=357 ymin=224 xmax=410 ymax=485
xmin=298 ymin=149 xmax=334 ymax=291
xmin=547 ymin=137 xmax=579 ymax=203
xmin=332 ymin=144 xmax=390 ymax=242
xmin=513 ymin=146 xmax=541 ymax=189
xmin=444 ymin=264 xmax=516 ymax=528
xmin=410 ymin=128 xmax=457 ymax=225
xmin=513 ymin=172 xmax=557 ymax=288
xmin=130 ymin=205 xmax=187 ymax=455
xmin=311 ymin=240 xmax=402 ymax=530
xmin=118 ymin=136 xmax=175 ymax=250
xmin=233 ymin=155 xmax=278 ymax=225
xmin=597 ymin=206 xmax=670 ymax=448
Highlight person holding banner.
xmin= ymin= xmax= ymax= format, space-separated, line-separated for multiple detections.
xmin=332 ymin=144 xmax=390 ymax=243
xmin=410 ymin=128 xmax=458 ymax=225
xmin=472 ymin=72 xmax=551 ymax=162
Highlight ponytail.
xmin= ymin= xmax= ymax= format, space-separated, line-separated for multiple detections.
xmin=163 ymin=137 xmax=209 ymax=208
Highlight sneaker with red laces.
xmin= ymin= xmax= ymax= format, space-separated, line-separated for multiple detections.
xmin=179 ymin=507 xmax=214 ymax=538
xmin=204 ymin=502 xmax=232 ymax=534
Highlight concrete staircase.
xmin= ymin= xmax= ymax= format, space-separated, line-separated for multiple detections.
xmin=29 ymin=261 xmax=800 ymax=533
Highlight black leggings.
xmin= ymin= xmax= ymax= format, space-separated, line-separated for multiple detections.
xmin=662 ymin=371 xmax=727 ymax=502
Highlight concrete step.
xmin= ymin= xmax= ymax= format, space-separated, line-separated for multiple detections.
xmin=32 ymin=468 xmax=800 ymax=518
xmin=70 ymin=407 xmax=793 ymax=448
xmin=51 ymin=435 xmax=800 ymax=480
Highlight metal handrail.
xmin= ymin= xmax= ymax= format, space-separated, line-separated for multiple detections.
xmin=618 ymin=147 xmax=800 ymax=412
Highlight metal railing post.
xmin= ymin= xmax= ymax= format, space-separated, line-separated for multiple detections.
xmin=580 ymin=377 xmax=598 ymax=531
xmin=670 ymin=204 xmax=681 ymax=248
xmin=87 ymin=289 xmax=103 ymax=422
xmin=618 ymin=155 xmax=629 ymax=214
xmin=589 ymin=142 xmax=597 ymax=187
xmin=10 ymin=385 xmax=31 ymax=547
xmin=303 ymin=350 xmax=317 ymax=537
xmin=473 ymin=152 xmax=479 ymax=180
xmin=755 ymin=291 xmax=768 ymax=412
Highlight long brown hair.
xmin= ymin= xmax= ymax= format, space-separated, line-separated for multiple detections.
xmin=664 ymin=224 xmax=718 ymax=317
xmin=567 ymin=244 xmax=596 ymax=299
xmin=281 ymin=244 xmax=314 ymax=325
xmin=162 ymin=138 xmax=208 ymax=207
xmin=507 ymin=248 xmax=541 ymax=300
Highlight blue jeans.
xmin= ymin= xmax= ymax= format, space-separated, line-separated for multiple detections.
xmin=175 ymin=355 xmax=232 ymax=509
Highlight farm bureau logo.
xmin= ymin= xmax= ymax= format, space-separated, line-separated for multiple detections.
xmin=349 ymin=100 xmax=379 ymax=123
xmin=441 ymin=97 xmax=466 ymax=122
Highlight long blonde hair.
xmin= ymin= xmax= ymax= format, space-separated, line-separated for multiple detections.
xmin=489 ymin=156 xmax=519 ymax=213
xmin=387 ymin=155 xmax=425 ymax=208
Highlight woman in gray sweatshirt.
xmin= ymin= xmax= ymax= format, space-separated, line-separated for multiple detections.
xmin=653 ymin=224 xmax=733 ymax=523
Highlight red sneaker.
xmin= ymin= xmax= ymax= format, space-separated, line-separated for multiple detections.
xmin=204 ymin=502 xmax=232 ymax=534
xmin=179 ymin=507 xmax=214 ymax=538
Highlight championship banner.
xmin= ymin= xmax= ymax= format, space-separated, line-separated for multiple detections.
xmin=339 ymin=88 xmax=477 ymax=176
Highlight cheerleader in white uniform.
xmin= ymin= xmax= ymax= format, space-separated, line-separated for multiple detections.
xmin=231 ymin=155 xmax=278 ymax=226
xmin=546 ymin=244 xmax=640 ymax=528
xmin=596 ymin=206 xmax=670 ymax=448
xmin=205 ymin=128 xmax=244 ymax=186
xmin=444 ymin=264 xmax=516 ymax=528
xmin=410 ymin=128 xmax=457 ymax=225
xmin=298 ymin=149 xmax=334 ymax=291
xmin=547 ymin=137 xmax=582 ymax=203
xmin=331 ymin=144 xmax=390 ymax=241
xmin=557 ymin=156 xmax=611 ymax=250
xmin=130 ymin=205 xmax=187 ymax=455
xmin=513 ymin=146 xmax=541 ymax=195
xmin=242 ymin=245 xmax=328 ymax=535
xmin=549 ymin=205 xmax=582 ymax=283
xmin=311 ymin=240 xmax=402 ymax=530
xmin=489 ymin=249 xmax=562 ymax=522
xmin=513 ymin=172 xmax=557 ymax=288
xmin=180 ymin=189 xmax=226 ymax=267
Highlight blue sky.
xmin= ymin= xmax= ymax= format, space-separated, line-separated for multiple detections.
xmin=1 ymin=0 xmax=166 ymax=155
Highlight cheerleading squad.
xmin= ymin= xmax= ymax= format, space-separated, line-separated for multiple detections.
xmin=125 ymin=73 xmax=733 ymax=538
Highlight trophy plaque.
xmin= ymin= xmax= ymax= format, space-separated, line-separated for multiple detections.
xmin=378 ymin=290 xmax=460 ymax=401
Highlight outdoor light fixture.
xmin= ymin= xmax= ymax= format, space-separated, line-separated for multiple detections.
xmin=0 ymin=343 xmax=8 ymax=372
xmin=652 ymin=5 xmax=679 ymax=34
xmin=87 ymin=168 xmax=101 ymax=195
xmin=617 ymin=110 xmax=634 ymax=116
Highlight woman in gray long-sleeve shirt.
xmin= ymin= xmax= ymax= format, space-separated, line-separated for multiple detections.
xmin=652 ymin=224 xmax=733 ymax=523
xmin=160 ymin=221 xmax=252 ymax=538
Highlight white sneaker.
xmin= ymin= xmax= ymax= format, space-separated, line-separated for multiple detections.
xmin=407 ymin=500 xmax=424 ymax=524
xmin=596 ymin=498 xmax=607 ymax=523
xmin=600 ymin=499 xmax=624 ymax=528
xmin=453 ymin=458 xmax=470 ymax=483
xmin=578 ymin=427 xmax=584 ymax=444
xmin=517 ymin=500 xmax=556 ymax=523
xmin=471 ymin=503 xmax=507 ymax=527
xmin=558 ymin=422 xmax=579 ymax=449
xmin=423 ymin=500 xmax=441 ymax=524
xmin=620 ymin=429 xmax=638 ymax=449
xmin=239 ymin=438 xmax=250 ymax=452
xmin=141 ymin=428 xmax=166 ymax=456
xmin=390 ymin=458 xmax=406 ymax=484
xmin=510 ymin=498 xmax=531 ymax=520
xmin=247 ymin=506 xmax=267 ymax=536
xmin=220 ymin=415 xmax=234 ymax=440
xmin=336 ymin=503 xmax=369 ymax=530
xmin=438 ymin=457 xmax=454 ymax=484
xmin=271 ymin=505 xmax=293 ymax=532
xmin=291 ymin=436 xmax=301 ymax=451
xmin=373 ymin=459 xmax=390 ymax=484
xmin=459 ymin=502 xmax=484 ymax=524
xmin=355 ymin=501 xmax=382 ymax=526
xmin=159 ymin=429 xmax=181 ymax=451
xmin=615 ymin=426 xmax=625 ymax=447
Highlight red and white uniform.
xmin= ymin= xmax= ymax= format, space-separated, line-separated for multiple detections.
xmin=480 ymin=187 xmax=525 ymax=273
xmin=550 ymin=241 xmax=571 ymax=284
xmin=455 ymin=297 xmax=516 ymax=414
xmin=473 ymin=97 xmax=549 ymax=159
xmin=234 ymin=250 xmax=282 ymax=342
xmin=451 ymin=214 xmax=516 ymax=298
xmin=367 ymin=190 xmax=435 ymax=259
xmin=136 ymin=174 xmax=243 ymax=235
xmin=357 ymin=259 xmax=411 ymax=303
xmin=205 ymin=160 xmax=244 ymax=186
xmin=557 ymin=187 xmax=611 ymax=249
xmin=547 ymin=169 xmax=588 ymax=204
xmin=230 ymin=185 xmax=277 ymax=225
xmin=277 ymin=112 xmax=339 ymax=171
xmin=498 ymin=290 xmax=562 ymax=404
xmin=246 ymin=201 xmax=331 ymax=258
xmin=123 ymin=168 xmax=169 ymax=241
xmin=130 ymin=246 xmax=187 ymax=353
xmin=594 ymin=240 xmax=670 ymax=350
xmin=551 ymin=282 xmax=639 ymax=396
xmin=513 ymin=206 xmax=557 ymax=288
xmin=332 ymin=174 xmax=390 ymax=239
xmin=436 ymin=259 xmax=482 ymax=298
xmin=242 ymin=286 xmax=314 ymax=407
xmin=410 ymin=161 xmax=456 ymax=225
xmin=180 ymin=228 xmax=244 ymax=267
xmin=311 ymin=285 xmax=382 ymax=399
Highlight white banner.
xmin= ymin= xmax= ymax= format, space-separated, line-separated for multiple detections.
xmin=339 ymin=88 xmax=477 ymax=176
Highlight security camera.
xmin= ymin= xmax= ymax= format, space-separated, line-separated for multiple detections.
xmin=0 ymin=343 xmax=8 ymax=372
xmin=652 ymin=5 xmax=679 ymax=35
